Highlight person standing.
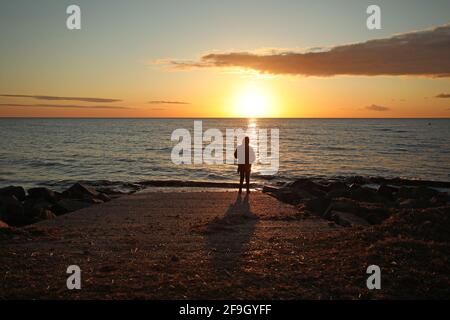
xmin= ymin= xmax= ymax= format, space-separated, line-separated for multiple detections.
xmin=234 ymin=137 xmax=256 ymax=193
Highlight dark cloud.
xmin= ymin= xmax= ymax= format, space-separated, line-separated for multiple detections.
xmin=366 ymin=104 xmax=390 ymax=112
xmin=436 ymin=93 xmax=450 ymax=98
xmin=151 ymin=108 xmax=167 ymax=111
xmin=0 ymin=103 xmax=130 ymax=110
xmin=0 ymin=94 xmax=121 ymax=103
xmin=148 ymin=100 xmax=190 ymax=105
xmin=166 ymin=24 xmax=450 ymax=77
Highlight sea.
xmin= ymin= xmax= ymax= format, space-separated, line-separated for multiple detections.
xmin=0 ymin=118 xmax=449 ymax=190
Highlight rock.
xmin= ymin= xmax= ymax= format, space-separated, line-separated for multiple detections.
xmin=62 ymin=183 xmax=100 ymax=201
xmin=26 ymin=198 xmax=53 ymax=208
xmin=34 ymin=209 xmax=56 ymax=221
xmin=327 ymin=181 xmax=349 ymax=192
xmin=0 ymin=186 xmax=26 ymax=201
xmin=288 ymin=178 xmax=327 ymax=197
xmin=345 ymin=176 xmax=369 ymax=185
xmin=0 ymin=220 xmax=9 ymax=229
xmin=272 ymin=188 xmax=302 ymax=204
xmin=304 ymin=197 xmax=331 ymax=216
xmin=350 ymin=186 xmax=383 ymax=202
xmin=262 ymin=185 xmax=279 ymax=193
xmin=399 ymin=198 xmax=428 ymax=209
xmin=97 ymin=192 xmax=111 ymax=202
xmin=27 ymin=187 xmax=58 ymax=202
xmin=0 ymin=195 xmax=26 ymax=226
xmin=23 ymin=198 xmax=53 ymax=217
xmin=329 ymin=198 xmax=360 ymax=214
xmin=52 ymin=199 xmax=92 ymax=214
xmin=397 ymin=186 xmax=439 ymax=200
xmin=377 ymin=184 xmax=398 ymax=200
xmin=324 ymin=181 xmax=350 ymax=199
xmin=96 ymin=187 xmax=125 ymax=196
xmin=330 ymin=211 xmax=369 ymax=227
xmin=326 ymin=188 xmax=350 ymax=199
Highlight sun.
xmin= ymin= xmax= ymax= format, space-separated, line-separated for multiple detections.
xmin=234 ymin=84 xmax=272 ymax=118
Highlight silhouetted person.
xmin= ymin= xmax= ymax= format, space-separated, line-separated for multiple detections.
xmin=234 ymin=137 xmax=255 ymax=193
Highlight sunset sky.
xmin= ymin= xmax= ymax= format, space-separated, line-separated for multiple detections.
xmin=0 ymin=0 xmax=449 ymax=118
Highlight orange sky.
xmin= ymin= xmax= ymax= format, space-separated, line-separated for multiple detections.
xmin=0 ymin=1 xmax=449 ymax=118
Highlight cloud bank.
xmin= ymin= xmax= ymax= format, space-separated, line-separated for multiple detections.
xmin=436 ymin=93 xmax=450 ymax=98
xmin=0 ymin=103 xmax=130 ymax=109
xmin=148 ymin=100 xmax=190 ymax=105
xmin=0 ymin=94 xmax=121 ymax=103
xmin=166 ymin=24 xmax=450 ymax=77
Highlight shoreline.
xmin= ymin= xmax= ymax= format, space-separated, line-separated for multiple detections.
xmin=1 ymin=175 xmax=449 ymax=229
xmin=2 ymin=175 xmax=450 ymax=194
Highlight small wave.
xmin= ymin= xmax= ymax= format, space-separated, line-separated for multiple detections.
xmin=27 ymin=159 xmax=67 ymax=167
xmin=145 ymin=147 xmax=171 ymax=151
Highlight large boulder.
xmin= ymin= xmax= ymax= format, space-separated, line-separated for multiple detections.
xmin=328 ymin=198 xmax=360 ymax=214
xmin=377 ymin=184 xmax=398 ymax=200
xmin=326 ymin=182 xmax=350 ymax=199
xmin=62 ymin=183 xmax=100 ymax=202
xmin=350 ymin=186 xmax=384 ymax=202
xmin=266 ymin=185 xmax=314 ymax=205
xmin=52 ymin=199 xmax=92 ymax=215
xmin=329 ymin=211 xmax=369 ymax=227
xmin=262 ymin=185 xmax=279 ymax=194
xmin=0 ymin=195 xmax=26 ymax=226
xmin=324 ymin=198 xmax=390 ymax=224
xmin=0 ymin=186 xmax=26 ymax=201
xmin=34 ymin=209 xmax=57 ymax=222
xmin=397 ymin=186 xmax=439 ymax=200
xmin=27 ymin=187 xmax=58 ymax=203
xmin=288 ymin=178 xmax=327 ymax=197
xmin=345 ymin=176 xmax=369 ymax=185
xmin=23 ymin=198 xmax=54 ymax=220
xmin=97 ymin=192 xmax=111 ymax=202
xmin=272 ymin=188 xmax=303 ymax=204
xmin=399 ymin=198 xmax=429 ymax=209
xmin=303 ymin=197 xmax=332 ymax=216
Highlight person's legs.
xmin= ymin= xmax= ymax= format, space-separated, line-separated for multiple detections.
xmin=245 ymin=168 xmax=250 ymax=192
xmin=239 ymin=168 xmax=244 ymax=193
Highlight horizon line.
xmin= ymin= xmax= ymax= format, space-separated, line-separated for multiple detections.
xmin=0 ymin=116 xmax=449 ymax=120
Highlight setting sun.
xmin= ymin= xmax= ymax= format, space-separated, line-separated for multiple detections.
xmin=233 ymin=84 xmax=273 ymax=118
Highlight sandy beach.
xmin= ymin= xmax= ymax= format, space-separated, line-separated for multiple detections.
xmin=1 ymin=186 xmax=448 ymax=299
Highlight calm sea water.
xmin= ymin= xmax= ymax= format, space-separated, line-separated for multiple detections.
xmin=0 ymin=118 xmax=449 ymax=190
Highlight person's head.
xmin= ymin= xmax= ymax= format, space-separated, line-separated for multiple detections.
xmin=244 ymin=136 xmax=249 ymax=145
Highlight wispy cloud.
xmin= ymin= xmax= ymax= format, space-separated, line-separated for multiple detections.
xmin=0 ymin=103 xmax=130 ymax=109
xmin=366 ymin=104 xmax=390 ymax=112
xmin=163 ymin=24 xmax=450 ymax=77
xmin=436 ymin=93 xmax=450 ymax=98
xmin=0 ymin=94 xmax=121 ymax=103
xmin=148 ymin=100 xmax=190 ymax=105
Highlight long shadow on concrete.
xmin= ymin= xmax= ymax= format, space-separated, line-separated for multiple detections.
xmin=204 ymin=193 xmax=259 ymax=279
